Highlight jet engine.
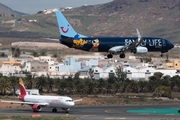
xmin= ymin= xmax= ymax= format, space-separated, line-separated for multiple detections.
xmin=132 ymin=46 xmax=148 ymax=54
xmin=32 ymin=104 xmax=42 ymax=112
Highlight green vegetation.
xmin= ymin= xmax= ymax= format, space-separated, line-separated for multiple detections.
xmin=11 ymin=47 xmax=21 ymax=57
xmin=154 ymin=85 xmax=171 ymax=98
xmin=1 ymin=70 xmax=180 ymax=100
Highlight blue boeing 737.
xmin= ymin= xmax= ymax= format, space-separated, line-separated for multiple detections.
xmin=55 ymin=10 xmax=174 ymax=58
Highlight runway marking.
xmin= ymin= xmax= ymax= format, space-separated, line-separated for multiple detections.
xmin=105 ymin=118 xmax=126 ymax=120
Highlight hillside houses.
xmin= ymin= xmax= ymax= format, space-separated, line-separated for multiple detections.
xmin=0 ymin=56 xmax=179 ymax=80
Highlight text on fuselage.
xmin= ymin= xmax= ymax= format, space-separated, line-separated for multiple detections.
xmin=125 ymin=39 xmax=162 ymax=47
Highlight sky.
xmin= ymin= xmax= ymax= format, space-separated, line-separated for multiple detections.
xmin=0 ymin=0 xmax=113 ymax=14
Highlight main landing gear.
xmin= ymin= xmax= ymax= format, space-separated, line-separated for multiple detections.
xmin=52 ymin=108 xmax=57 ymax=112
xmin=62 ymin=108 xmax=70 ymax=113
xmin=52 ymin=108 xmax=70 ymax=113
xmin=161 ymin=53 xmax=164 ymax=57
xmin=119 ymin=53 xmax=125 ymax=58
xmin=106 ymin=53 xmax=126 ymax=59
xmin=107 ymin=53 xmax=113 ymax=58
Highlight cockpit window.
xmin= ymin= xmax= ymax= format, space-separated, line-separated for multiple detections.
xmin=66 ymin=100 xmax=73 ymax=102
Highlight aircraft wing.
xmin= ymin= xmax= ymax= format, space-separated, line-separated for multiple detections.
xmin=74 ymin=98 xmax=82 ymax=102
xmin=0 ymin=100 xmax=49 ymax=106
xmin=109 ymin=29 xmax=143 ymax=53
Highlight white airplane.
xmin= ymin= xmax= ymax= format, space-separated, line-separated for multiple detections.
xmin=1 ymin=78 xmax=82 ymax=113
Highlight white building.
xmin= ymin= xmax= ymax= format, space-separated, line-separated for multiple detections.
xmin=16 ymin=89 xmax=39 ymax=95
xmin=123 ymin=66 xmax=180 ymax=81
xmin=90 ymin=66 xmax=116 ymax=79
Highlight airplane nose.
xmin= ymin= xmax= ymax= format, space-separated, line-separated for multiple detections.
xmin=72 ymin=102 xmax=75 ymax=106
xmin=169 ymin=42 xmax=174 ymax=49
xmin=166 ymin=40 xmax=174 ymax=50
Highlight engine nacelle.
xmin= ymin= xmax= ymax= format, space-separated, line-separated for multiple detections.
xmin=32 ymin=104 xmax=42 ymax=112
xmin=132 ymin=46 xmax=148 ymax=54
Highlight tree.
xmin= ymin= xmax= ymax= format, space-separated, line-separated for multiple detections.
xmin=32 ymin=51 xmax=39 ymax=57
xmin=0 ymin=77 xmax=10 ymax=96
xmin=74 ymin=72 xmax=80 ymax=81
xmin=36 ymin=75 xmax=47 ymax=93
xmin=11 ymin=47 xmax=21 ymax=57
xmin=115 ymin=67 xmax=127 ymax=83
xmin=97 ymin=78 xmax=107 ymax=94
xmin=88 ymin=68 xmax=94 ymax=82
xmin=0 ymin=52 xmax=7 ymax=57
xmin=125 ymin=80 xmax=138 ymax=93
xmin=9 ymin=76 xmax=18 ymax=96
xmin=154 ymin=86 xmax=171 ymax=98
xmin=170 ymin=75 xmax=180 ymax=91
xmin=15 ymin=48 xmax=21 ymax=57
xmin=23 ymin=71 xmax=36 ymax=89
xmin=46 ymin=74 xmax=54 ymax=93
xmin=154 ymin=72 xmax=163 ymax=79
xmin=11 ymin=47 xmax=16 ymax=57
xmin=40 ymin=50 xmax=47 ymax=56
xmin=137 ymin=80 xmax=148 ymax=92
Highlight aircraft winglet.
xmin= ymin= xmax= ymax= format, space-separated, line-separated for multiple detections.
xmin=136 ymin=28 xmax=142 ymax=41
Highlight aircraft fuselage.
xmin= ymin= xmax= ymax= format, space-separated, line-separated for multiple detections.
xmin=60 ymin=36 xmax=174 ymax=53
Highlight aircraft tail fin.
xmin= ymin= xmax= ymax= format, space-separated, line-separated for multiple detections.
xmin=19 ymin=78 xmax=26 ymax=96
xmin=55 ymin=10 xmax=87 ymax=39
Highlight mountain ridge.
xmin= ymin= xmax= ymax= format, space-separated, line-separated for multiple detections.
xmin=0 ymin=3 xmax=26 ymax=16
xmin=0 ymin=0 xmax=179 ymax=44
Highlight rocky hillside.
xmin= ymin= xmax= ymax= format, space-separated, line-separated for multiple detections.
xmin=0 ymin=3 xmax=26 ymax=16
xmin=67 ymin=0 xmax=180 ymax=43
xmin=0 ymin=0 xmax=180 ymax=44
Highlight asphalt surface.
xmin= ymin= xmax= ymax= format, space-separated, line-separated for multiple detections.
xmin=1 ymin=104 xmax=180 ymax=120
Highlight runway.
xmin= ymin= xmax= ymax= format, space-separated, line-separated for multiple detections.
xmin=0 ymin=104 xmax=180 ymax=120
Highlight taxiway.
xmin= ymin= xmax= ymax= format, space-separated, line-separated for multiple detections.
xmin=0 ymin=104 xmax=180 ymax=120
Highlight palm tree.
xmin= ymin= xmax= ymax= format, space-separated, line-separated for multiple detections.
xmin=23 ymin=71 xmax=36 ymax=89
xmin=88 ymin=68 xmax=94 ymax=82
xmin=35 ymin=75 xmax=47 ymax=93
xmin=115 ymin=67 xmax=127 ymax=83
xmin=15 ymin=47 xmax=21 ymax=57
xmin=11 ymin=47 xmax=16 ymax=57
xmin=0 ymin=77 xmax=10 ymax=96
xmin=46 ymin=74 xmax=54 ymax=93
xmin=9 ymin=76 xmax=18 ymax=96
